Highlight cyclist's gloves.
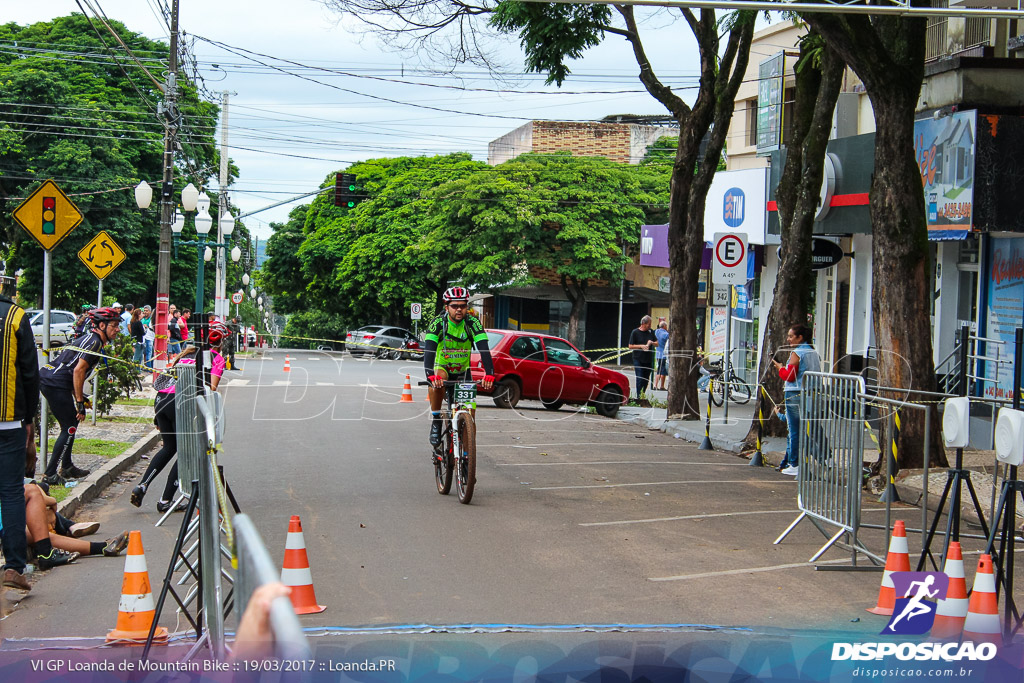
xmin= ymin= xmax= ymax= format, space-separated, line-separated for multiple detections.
xmin=483 ymin=375 xmax=495 ymax=384
xmin=427 ymin=374 xmax=443 ymax=384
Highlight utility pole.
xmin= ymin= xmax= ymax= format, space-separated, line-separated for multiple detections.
xmin=216 ymin=90 xmax=230 ymax=320
xmin=154 ymin=0 xmax=179 ymax=374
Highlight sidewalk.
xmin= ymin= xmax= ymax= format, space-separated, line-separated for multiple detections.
xmin=617 ymin=389 xmax=787 ymax=461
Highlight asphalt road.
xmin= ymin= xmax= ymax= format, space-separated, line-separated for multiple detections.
xmin=4 ymin=349 xmax=1020 ymax=645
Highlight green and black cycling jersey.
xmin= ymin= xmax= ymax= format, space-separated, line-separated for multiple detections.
xmin=423 ymin=312 xmax=494 ymax=379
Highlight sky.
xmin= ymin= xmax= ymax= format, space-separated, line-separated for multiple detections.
xmin=6 ymin=1 xmax=781 ymax=238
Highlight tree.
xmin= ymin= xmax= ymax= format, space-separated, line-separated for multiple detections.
xmin=0 ymin=15 xmax=222 ymax=311
xmin=744 ymin=28 xmax=845 ymax=445
xmin=799 ymin=10 xmax=944 ymax=468
xmin=321 ymin=0 xmax=755 ymax=418
xmin=424 ymin=152 xmax=669 ymax=346
xmin=262 ymin=205 xmax=309 ymax=314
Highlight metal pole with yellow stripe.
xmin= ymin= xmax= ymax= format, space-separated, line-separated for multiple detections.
xmin=879 ymin=408 xmax=902 ymax=503
xmin=699 ymin=376 xmax=714 ymax=450
xmin=750 ymin=384 xmax=767 ymax=467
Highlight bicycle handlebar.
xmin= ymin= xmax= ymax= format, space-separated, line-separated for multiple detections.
xmin=417 ymin=379 xmax=479 ymax=387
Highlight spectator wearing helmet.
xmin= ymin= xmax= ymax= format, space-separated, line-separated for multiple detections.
xmin=130 ymin=320 xmax=228 ymax=513
xmin=423 ymin=287 xmax=495 ymax=449
xmin=39 ymin=307 xmax=121 ymax=484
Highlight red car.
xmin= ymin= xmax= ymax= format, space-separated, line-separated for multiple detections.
xmin=469 ymin=330 xmax=630 ymax=417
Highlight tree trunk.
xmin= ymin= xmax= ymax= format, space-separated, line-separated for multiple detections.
xmin=802 ymin=12 xmax=947 ymax=468
xmin=662 ymin=12 xmax=755 ymax=420
xmin=744 ymin=40 xmax=845 ymax=448
xmin=869 ymin=87 xmax=947 ymax=469
xmin=561 ymin=275 xmax=587 ymax=348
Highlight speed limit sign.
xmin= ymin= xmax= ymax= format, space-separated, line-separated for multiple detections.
xmin=410 ymin=302 xmax=422 ymax=320
xmin=231 ymin=291 xmax=243 ymax=304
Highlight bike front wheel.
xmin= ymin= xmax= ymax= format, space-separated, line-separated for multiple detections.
xmin=709 ymin=380 xmax=724 ymax=407
xmin=435 ymin=423 xmax=453 ymax=495
xmin=455 ymin=412 xmax=476 ymax=504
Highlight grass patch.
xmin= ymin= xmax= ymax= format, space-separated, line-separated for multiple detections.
xmin=73 ymin=438 xmax=132 ymax=458
xmin=115 ymin=397 xmax=155 ymax=407
xmin=48 ymin=484 xmax=70 ymax=504
xmin=98 ymin=415 xmax=152 ymax=424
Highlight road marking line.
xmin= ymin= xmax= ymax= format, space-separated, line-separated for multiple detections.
xmin=580 ymin=509 xmax=799 ymax=527
xmin=531 ymin=479 xmax=783 ymax=491
xmin=649 ymin=558 xmax=850 ymax=582
xmin=498 ymin=461 xmax=749 ymax=467
xmin=227 ymin=378 xmax=250 ymax=386
xmin=272 ymin=380 xmax=291 ymax=386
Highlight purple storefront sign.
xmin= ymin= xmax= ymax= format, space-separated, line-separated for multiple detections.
xmin=641 ymin=224 xmax=760 ymax=279
xmin=640 ymin=224 xmax=670 ymax=267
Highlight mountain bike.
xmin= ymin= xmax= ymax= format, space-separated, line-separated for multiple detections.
xmin=705 ymin=362 xmax=752 ymax=407
xmin=419 ymin=379 xmax=477 ymax=504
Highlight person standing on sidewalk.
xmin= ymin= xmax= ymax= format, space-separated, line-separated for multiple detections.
xmin=628 ymin=315 xmax=658 ymax=400
xmin=40 ymin=307 xmax=121 ymax=485
xmin=772 ymin=324 xmax=821 ymax=476
xmin=0 ymin=289 xmax=39 ymax=591
xmin=653 ymin=320 xmax=669 ymax=391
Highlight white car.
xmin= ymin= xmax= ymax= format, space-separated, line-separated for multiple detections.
xmin=27 ymin=309 xmax=77 ymax=347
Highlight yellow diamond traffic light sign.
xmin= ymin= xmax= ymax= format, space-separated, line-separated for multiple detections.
xmin=78 ymin=231 xmax=127 ymax=281
xmin=11 ymin=179 xmax=84 ymax=251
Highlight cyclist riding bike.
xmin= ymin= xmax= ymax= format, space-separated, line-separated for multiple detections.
xmin=424 ymin=287 xmax=495 ymax=447
xmin=41 ymin=306 xmax=120 ymax=485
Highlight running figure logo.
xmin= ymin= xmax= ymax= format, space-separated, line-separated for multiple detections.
xmin=883 ymin=572 xmax=949 ymax=635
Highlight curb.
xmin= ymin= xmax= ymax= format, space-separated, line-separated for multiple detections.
xmin=57 ymin=429 xmax=161 ymax=520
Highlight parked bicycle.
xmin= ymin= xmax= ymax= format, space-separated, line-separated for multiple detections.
xmin=704 ymin=361 xmax=752 ymax=406
xmin=418 ymin=379 xmax=477 ymax=503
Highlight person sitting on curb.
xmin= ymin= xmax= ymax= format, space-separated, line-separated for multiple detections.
xmin=24 ymin=483 xmax=128 ymax=565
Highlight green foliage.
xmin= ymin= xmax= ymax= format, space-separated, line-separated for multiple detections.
xmin=261 ymin=151 xmax=671 ymax=332
xmin=424 ymin=152 xmax=669 ymax=289
xmin=94 ymin=334 xmax=142 ymax=415
xmin=490 ymin=3 xmax=612 ymax=86
xmin=0 ymin=15 xmax=224 ymax=311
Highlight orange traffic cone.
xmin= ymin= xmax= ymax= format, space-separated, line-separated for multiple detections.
xmin=401 ymin=375 xmax=414 ymax=403
xmin=962 ymin=554 xmax=1001 ymax=644
xmin=283 ymin=354 xmax=291 ymax=372
xmin=931 ymin=541 xmax=968 ymax=639
xmin=867 ymin=520 xmax=911 ymax=615
xmin=281 ymin=515 xmax=325 ymax=614
xmin=107 ymin=530 xmax=168 ymax=645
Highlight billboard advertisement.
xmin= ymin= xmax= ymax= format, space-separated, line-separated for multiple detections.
xmin=983 ymin=236 xmax=1024 ymax=400
xmin=757 ymin=52 xmax=785 ymax=154
xmin=703 ymin=168 xmax=768 ymax=245
xmin=915 ymin=109 xmax=976 ymax=240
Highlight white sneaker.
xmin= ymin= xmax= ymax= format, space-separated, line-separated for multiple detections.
xmin=781 ymin=466 xmax=799 ymax=476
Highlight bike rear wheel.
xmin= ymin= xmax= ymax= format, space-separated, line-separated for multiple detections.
xmin=455 ymin=412 xmax=476 ymax=504
xmin=435 ymin=421 xmax=453 ymax=495
xmin=729 ymin=380 xmax=752 ymax=405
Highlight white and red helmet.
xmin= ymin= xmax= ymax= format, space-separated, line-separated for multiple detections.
xmin=443 ymin=286 xmax=469 ymax=303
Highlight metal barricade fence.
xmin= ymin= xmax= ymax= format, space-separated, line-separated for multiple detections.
xmin=175 ymin=363 xmax=202 ymax=494
xmin=234 ymin=514 xmax=312 ymax=659
xmin=775 ymin=371 xmax=884 ymax=566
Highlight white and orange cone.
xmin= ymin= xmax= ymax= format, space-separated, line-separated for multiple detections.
xmin=931 ymin=541 xmax=969 ymax=639
xmin=962 ymin=554 xmax=1001 ymax=645
xmin=107 ymin=530 xmax=168 ymax=645
xmin=867 ymin=520 xmax=911 ymax=615
xmin=401 ymin=375 xmax=414 ymax=403
xmin=283 ymin=354 xmax=291 ymax=373
xmin=281 ymin=515 xmax=325 ymax=614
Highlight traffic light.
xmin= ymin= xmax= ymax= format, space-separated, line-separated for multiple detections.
xmin=42 ymin=196 xmax=56 ymax=234
xmin=334 ymin=172 xmax=362 ymax=208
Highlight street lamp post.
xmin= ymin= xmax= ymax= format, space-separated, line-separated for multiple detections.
xmin=170 ymin=191 xmax=239 ymax=312
xmin=137 ymin=180 xmax=199 ymax=370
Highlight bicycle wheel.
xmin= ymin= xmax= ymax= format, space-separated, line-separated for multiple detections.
xmin=434 ymin=421 xmax=453 ymax=495
xmin=729 ymin=380 xmax=752 ymax=405
xmin=709 ymin=379 xmax=724 ymax=407
xmin=455 ymin=412 xmax=476 ymax=504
